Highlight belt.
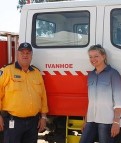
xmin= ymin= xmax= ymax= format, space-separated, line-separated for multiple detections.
xmin=1 ymin=111 xmax=40 ymax=120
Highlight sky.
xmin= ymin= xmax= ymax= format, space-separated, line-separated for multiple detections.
xmin=0 ymin=0 xmax=20 ymax=33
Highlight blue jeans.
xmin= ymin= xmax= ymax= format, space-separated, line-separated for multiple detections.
xmin=114 ymin=128 xmax=121 ymax=143
xmin=79 ymin=122 xmax=114 ymax=143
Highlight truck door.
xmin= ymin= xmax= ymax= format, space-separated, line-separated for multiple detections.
xmin=24 ymin=5 xmax=97 ymax=116
xmin=103 ymin=5 xmax=121 ymax=73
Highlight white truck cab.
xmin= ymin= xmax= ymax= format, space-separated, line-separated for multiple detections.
xmin=19 ymin=0 xmax=121 ymax=142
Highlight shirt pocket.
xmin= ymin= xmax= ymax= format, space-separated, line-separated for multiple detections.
xmin=32 ymin=80 xmax=42 ymax=95
xmin=97 ymin=80 xmax=111 ymax=93
xmin=98 ymin=81 xmax=110 ymax=86
xmin=88 ymin=80 xmax=94 ymax=86
xmin=10 ymin=77 xmax=23 ymax=91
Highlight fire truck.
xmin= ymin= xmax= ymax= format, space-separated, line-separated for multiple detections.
xmin=0 ymin=31 xmax=18 ymax=68
xmin=1 ymin=0 xmax=121 ymax=142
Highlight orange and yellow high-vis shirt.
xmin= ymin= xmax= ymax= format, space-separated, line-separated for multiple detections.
xmin=0 ymin=62 xmax=48 ymax=117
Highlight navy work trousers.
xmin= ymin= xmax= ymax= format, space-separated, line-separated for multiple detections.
xmin=0 ymin=131 xmax=3 ymax=143
xmin=3 ymin=114 xmax=39 ymax=143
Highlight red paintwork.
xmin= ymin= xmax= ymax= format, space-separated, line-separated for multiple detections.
xmin=0 ymin=41 xmax=8 ymax=68
xmin=0 ymin=41 xmax=15 ymax=68
xmin=43 ymin=71 xmax=88 ymax=116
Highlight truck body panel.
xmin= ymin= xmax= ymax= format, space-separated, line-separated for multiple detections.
xmin=19 ymin=0 xmax=121 ymax=116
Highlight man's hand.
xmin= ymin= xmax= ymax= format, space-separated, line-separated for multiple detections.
xmin=37 ymin=118 xmax=47 ymax=132
xmin=0 ymin=115 xmax=4 ymax=131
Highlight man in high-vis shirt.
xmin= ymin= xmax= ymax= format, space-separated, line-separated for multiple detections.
xmin=0 ymin=42 xmax=48 ymax=143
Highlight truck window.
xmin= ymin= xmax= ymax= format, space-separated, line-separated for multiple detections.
xmin=111 ymin=9 xmax=121 ymax=48
xmin=32 ymin=11 xmax=90 ymax=48
xmin=36 ymin=19 xmax=55 ymax=38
